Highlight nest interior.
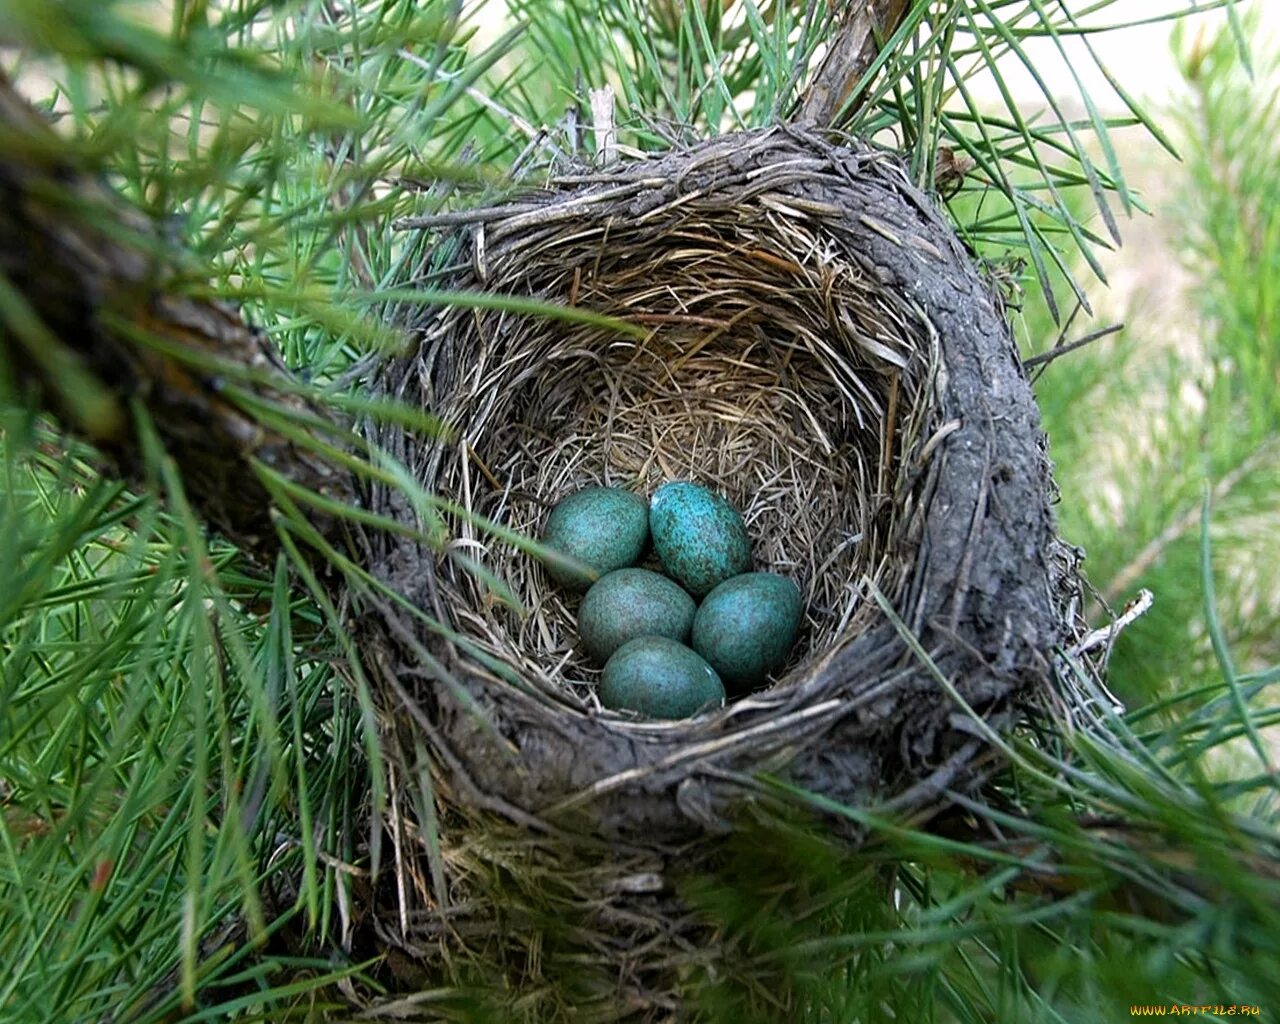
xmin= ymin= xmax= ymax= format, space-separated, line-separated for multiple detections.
xmin=433 ymin=210 xmax=925 ymax=707
xmin=366 ymin=126 xmax=1075 ymax=845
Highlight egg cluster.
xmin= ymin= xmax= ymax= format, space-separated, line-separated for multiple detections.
xmin=542 ymin=482 xmax=803 ymax=720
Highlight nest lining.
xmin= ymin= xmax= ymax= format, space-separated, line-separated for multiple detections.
xmin=430 ymin=227 xmax=932 ymax=710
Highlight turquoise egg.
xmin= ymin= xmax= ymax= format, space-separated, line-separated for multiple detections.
xmin=600 ymin=636 xmax=725 ymax=720
xmin=691 ymin=572 xmax=803 ymax=693
xmin=578 ymin=569 xmax=696 ymax=665
xmin=649 ymin=482 xmax=751 ymax=598
xmin=542 ymin=486 xmax=649 ymax=591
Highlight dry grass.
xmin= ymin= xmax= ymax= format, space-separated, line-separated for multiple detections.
xmin=436 ymin=264 xmax=916 ymax=711
xmin=404 ymin=143 xmax=941 ymax=723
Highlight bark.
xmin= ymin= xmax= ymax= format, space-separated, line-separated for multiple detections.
xmin=799 ymin=0 xmax=913 ymax=127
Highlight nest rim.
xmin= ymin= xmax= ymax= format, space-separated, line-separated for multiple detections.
xmin=364 ymin=124 xmax=1082 ymax=841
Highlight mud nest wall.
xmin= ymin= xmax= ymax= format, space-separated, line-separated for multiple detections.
xmin=363 ymin=125 xmax=1079 ymax=846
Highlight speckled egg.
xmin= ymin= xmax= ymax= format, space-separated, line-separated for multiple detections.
xmin=578 ymin=568 xmax=697 ymax=665
xmin=649 ymin=482 xmax=751 ymax=598
xmin=691 ymin=572 xmax=803 ymax=693
xmin=542 ymin=486 xmax=649 ymax=591
xmin=600 ymin=636 xmax=725 ymax=720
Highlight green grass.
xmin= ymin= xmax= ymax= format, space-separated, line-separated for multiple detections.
xmin=0 ymin=418 xmax=372 ymax=1021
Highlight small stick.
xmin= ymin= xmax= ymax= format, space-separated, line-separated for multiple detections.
xmin=1070 ymin=588 xmax=1154 ymax=657
xmin=466 ymin=442 xmax=505 ymax=493
xmin=590 ymin=85 xmax=616 ymax=166
xmin=797 ymin=0 xmax=912 ymax=127
xmin=1024 ymin=322 xmax=1123 ymax=372
xmin=880 ymin=370 xmax=900 ymax=494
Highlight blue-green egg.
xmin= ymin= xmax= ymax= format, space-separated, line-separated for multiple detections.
xmin=649 ymin=481 xmax=751 ymax=598
xmin=691 ymin=572 xmax=803 ymax=693
xmin=600 ymin=636 xmax=725 ymax=720
xmin=578 ymin=568 xmax=696 ymax=665
xmin=542 ymin=486 xmax=648 ymax=591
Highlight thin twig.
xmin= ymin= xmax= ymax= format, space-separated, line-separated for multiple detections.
xmin=590 ymin=85 xmax=616 ymax=166
xmin=1024 ymin=322 xmax=1124 ymax=372
xmin=1069 ymin=588 xmax=1153 ymax=658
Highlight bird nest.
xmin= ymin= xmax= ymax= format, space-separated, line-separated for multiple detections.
xmin=354 ymin=125 xmax=1091 ymax=1013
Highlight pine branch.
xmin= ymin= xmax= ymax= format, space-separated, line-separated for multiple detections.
xmin=940 ymin=811 xmax=1280 ymax=921
xmin=0 ymin=73 xmax=353 ymax=563
xmin=797 ymin=0 xmax=911 ymax=126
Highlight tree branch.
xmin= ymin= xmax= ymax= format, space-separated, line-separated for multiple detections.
xmin=798 ymin=0 xmax=911 ymax=128
xmin=0 ymin=74 xmax=354 ymax=563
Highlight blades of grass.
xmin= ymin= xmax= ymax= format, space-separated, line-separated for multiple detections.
xmin=271 ymin=520 xmax=386 ymax=881
xmin=762 ymin=777 xmax=1053 ymax=874
xmin=347 ymin=287 xmax=645 ymax=337
xmin=687 ymin=0 xmax=744 ymax=131
xmin=16 ymin=565 xmax=155 ymax=613
xmin=867 ymin=576 xmax=1274 ymax=846
xmin=176 ymin=958 xmax=373 ymax=1023
xmin=178 ymin=550 xmax=209 ymax=1009
xmin=1036 ymin=1 xmax=1236 ymax=35
xmin=736 ymin=0 xmax=779 ymax=116
xmin=937 ymin=87 xmax=1066 ymax=322
xmin=0 ymin=827 xmax=40 ymax=1005
xmin=250 ymin=457 xmax=447 ymax=548
xmin=1198 ymin=487 xmax=1272 ymax=774
xmin=942 ymin=108 xmax=1139 ymax=194
xmin=782 ymin=889 xmax=1091 ymax=956
xmin=234 ymin=386 xmax=599 ymax=587
xmin=265 ymin=551 xmax=320 ymax=928
xmin=1153 ymin=681 xmax=1279 ymax=772
xmin=260 ymin=466 xmax=518 ymax=737
xmin=1065 ymin=12 xmax=1181 ymax=160
xmin=957 ymin=2 xmax=1111 ymax=282
xmin=446 ymin=549 xmax=525 ymax=614
xmin=0 ymin=270 xmax=125 ymax=441
xmin=916 ymin=14 xmax=960 ymax=191
xmin=1056 ymin=656 xmax=1188 ymax=793
xmin=132 ymin=406 xmax=259 ymax=1007
xmin=411 ymin=735 xmax=449 ymax=908
xmin=1020 ymin=0 xmax=1130 ymax=225
xmin=1222 ymin=0 xmax=1252 ymax=75
xmin=606 ymin=1 xmax=683 ymax=126
xmin=230 ymin=394 xmax=454 ymax=557
xmin=296 ymin=522 xmax=524 ymax=699
xmin=3 ymin=0 xmax=359 ymax=127
xmin=0 ymin=474 xmax=128 ymax=627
